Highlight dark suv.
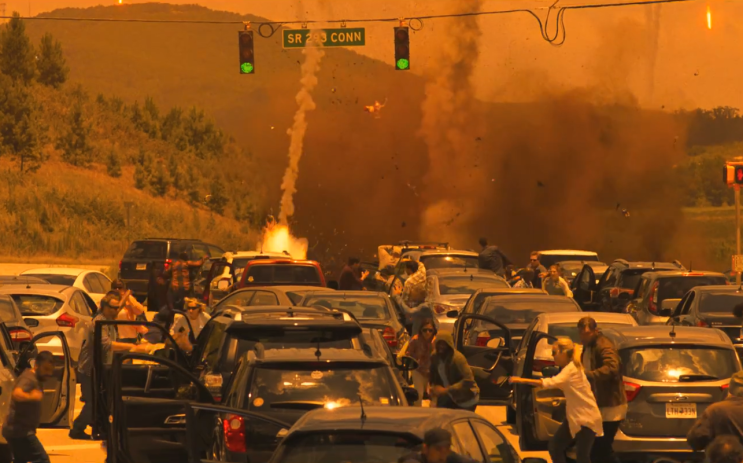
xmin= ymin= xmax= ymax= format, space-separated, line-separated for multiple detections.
xmin=572 ymin=259 xmax=685 ymax=312
xmin=119 ymin=238 xmax=224 ymax=300
xmin=626 ymin=270 xmax=729 ymax=325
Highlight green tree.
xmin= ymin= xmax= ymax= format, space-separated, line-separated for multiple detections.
xmin=150 ymin=162 xmax=171 ymax=197
xmin=207 ymin=178 xmax=228 ymax=215
xmin=0 ymin=13 xmax=36 ymax=84
xmin=0 ymin=75 xmax=44 ymax=172
xmin=36 ymin=33 xmax=68 ymax=88
xmin=134 ymin=164 xmax=148 ymax=190
xmin=56 ymin=103 xmax=93 ymax=167
xmin=106 ymin=147 xmax=122 ymax=178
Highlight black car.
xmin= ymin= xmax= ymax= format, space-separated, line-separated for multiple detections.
xmin=572 ymin=259 xmax=685 ymax=312
xmin=667 ymin=285 xmax=743 ymax=341
xmin=267 ymin=406 xmax=529 ymax=463
xmin=118 ymin=238 xmax=224 ymax=300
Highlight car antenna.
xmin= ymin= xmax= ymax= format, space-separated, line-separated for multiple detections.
xmin=358 ymin=393 xmax=367 ymax=424
xmin=689 ymin=261 xmax=692 ymax=272
xmin=315 ymin=339 xmax=322 ymax=361
xmin=470 ymin=274 xmax=474 ymax=281
xmin=651 ymin=262 xmax=655 ymax=270
xmin=669 ymin=323 xmax=676 ymax=339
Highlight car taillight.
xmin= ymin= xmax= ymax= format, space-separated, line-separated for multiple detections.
xmin=532 ymin=358 xmax=556 ymax=372
xmin=722 ymin=383 xmax=730 ymax=392
xmin=223 ymin=414 xmax=246 ymax=453
xmin=475 ymin=331 xmax=490 ymax=347
xmin=164 ymin=259 xmax=172 ymax=271
xmin=119 ymin=260 xmax=122 ymax=270
xmin=8 ymin=328 xmax=32 ymax=342
xmin=648 ymin=282 xmax=659 ymax=314
xmin=624 ymin=381 xmax=642 ymax=402
xmin=56 ymin=313 xmax=78 ymax=328
xmin=205 ymin=374 xmax=223 ymax=402
xmin=696 ymin=320 xmax=709 ymax=327
xmin=382 ymin=327 xmax=398 ymax=348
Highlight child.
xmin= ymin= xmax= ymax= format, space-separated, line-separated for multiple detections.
xmin=510 ymin=338 xmax=603 ymax=463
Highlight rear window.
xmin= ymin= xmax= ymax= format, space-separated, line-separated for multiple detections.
xmin=124 ymin=241 xmax=168 ymax=260
xmin=698 ymin=293 xmax=743 ymax=313
xmin=548 ymin=322 xmax=634 ymax=344
xmin=245 ymin=265 xmax=322 ymax=286
xmin=658 ymin=277 xmax=728 ymax=301
xmin=438 ymin=276 xmax=509 ymax=295
xmin=619 ymin=269 xmax=649 ymax=290
xmin=420 ymin=255 xmax=478 ymax=270
xmin=30 ymin=274 xmax=76 ymax=286
xmin=622 ymin=346 xmax=738 ymax=382
xmin=303 ymin=296 xmax=390 ymax=321
xmin=274 ymin=432 xmax=420 ymax=463
xmin=10 ymin=295 xmax=64 ymax=316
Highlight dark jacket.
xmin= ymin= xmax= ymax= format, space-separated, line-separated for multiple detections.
xmin=429 ymin=332 xmax=479 ymax=406
xmin=338 ymin=265 xmax=364 ymax=291
xmin=581 ymin=332 xmax=627 ymax=410
xmin=687 ymin=396 xmax=743 ymax=450
xmin=478 ymin=246 xmax=511 ymax=277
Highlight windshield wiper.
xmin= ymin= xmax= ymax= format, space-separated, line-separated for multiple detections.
xmin=269 ymin=401 xmax=326 ymax=410
xmin=678 ymin=374 xmax=719 ymax=382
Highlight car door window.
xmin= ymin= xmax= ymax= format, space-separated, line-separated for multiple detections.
xmin=452 ymin=422 xmax=485 ymax=461
xmin=83 ymin=274 xmax=104 ymax=293
xmin=604 ymin=268 xmax=618 ymax=287
xmin=71 ymin=292 xmax=92 ymax=316
xmin=681 ymin=292 xmax=696 ymax=315
xmin=517 ymin=318 xmax=539 ymax=353
xmin=250 ymin=291 xmax=279 ymax=306
xmin=472 ymin=421 xmax=513 ymax=463
xmin=95 ymin=273 xmax=112 ymax=292
xmin=207 ymin=245 xmax=224 ymax=258
xmin=636 ymin=278 xmax=649 ymax=299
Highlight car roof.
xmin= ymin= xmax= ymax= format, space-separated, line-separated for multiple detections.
xmin=612 ymin=260 xmax=684 ymax=270
xmin=602 ymin=326 xmax=733 ymax=349
xmin=244 ymin=259 xmax=321 ymax=266
xmin=540 ymin=312 xmax=637 ymax=325
xmin=301 ymin=291 xmax=388 ymax=298
xmin=689 ymin=285 xmax=742 ymax=294
xmin=218 ymin=306 xmax=350 ymax=321
xmin=475 ymin=288 xmax=546 ymax=297
xmin=539 ymin=250 xmax=598 ymax=256
xmin=258 ymin=347 xmax=381 ymax=363
xmin=483 ymin=294 xmax=579 ymax=305
xmin=228 ymin=251 xmax=288 ymax=259
xmin=0 ymin=284 xmax=72 ymax=297
xmin=418 ymin=250 xmax=478 ymax=257
xmin=288 ymin=406 xmax=478 ymax=438
xmin=262 ymin=285 xmax=326 ymax=292
xmin=556 ymin=261 xmax=607 ymax=267
xmin=21 ymin=268 xmax=88 ymax=276
xmin=426 ymin=268 xmax=504 ymax=278
xmin=642 ymin=270 xmax=726 ymax=279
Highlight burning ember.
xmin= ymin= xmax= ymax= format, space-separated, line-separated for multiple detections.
xmin=259 ymin=218 xmax=308 ymax=260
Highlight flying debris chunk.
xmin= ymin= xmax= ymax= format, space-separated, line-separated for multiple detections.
xmin=363 ymin=99 xmax=387 ymax=119
xmin=537 ymin=181 xmax=545 ymax=188
xmin=401 ymin=221 xmax=406 ymax=228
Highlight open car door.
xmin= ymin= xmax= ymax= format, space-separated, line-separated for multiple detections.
xmin=514 ymin=329 xmax=560 ymax=451
xmin=92 ymin=320 xmax=192 ymax=439
xmin=109 ymin=352 xmax=215 ymax=463
xmin=454 ymin=314 xmax=513 ymax=405
xmin=16 ymin=331 xmax=75 ymax=427
xmin=571 ymin=265 xmax=597 ymax=311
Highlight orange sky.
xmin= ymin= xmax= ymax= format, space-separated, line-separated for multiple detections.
xmin=7 ymin=0 xmax=743 ymax=110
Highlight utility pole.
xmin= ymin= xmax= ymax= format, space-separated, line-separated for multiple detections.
xmin=737 ymin=185 xmax=741 ymax=286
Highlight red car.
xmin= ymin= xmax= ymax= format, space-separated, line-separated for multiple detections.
xmin=234 ymin=259 xmax=327 ymax=289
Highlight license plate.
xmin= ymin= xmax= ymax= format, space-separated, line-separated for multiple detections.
xmin=666 ymin=403 xmax=697 ymax=419
xmin=136 ymin=264 xmax=147 ymax=271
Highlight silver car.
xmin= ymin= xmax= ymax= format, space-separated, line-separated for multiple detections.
xmin=0 ymin=285 xmax=97 ymax=361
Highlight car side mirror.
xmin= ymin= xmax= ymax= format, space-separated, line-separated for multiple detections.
xmin=397 ymin=356 xmax=419 ymax=372
xmin=217 ymin=280 xmax=229 ymax=291
xmin=542 ymin=366 xmax=560 ymax=378
xmin=403 ymin=386 xmax=419 ymax=405
xmin=446 ymin=310 xmax=459 ymax=319
xmin=277 ymin=428 xmax=289 ymax=438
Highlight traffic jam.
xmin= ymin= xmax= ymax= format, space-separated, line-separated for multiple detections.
xmin=5 ymin=239 xmax=743 ymax=463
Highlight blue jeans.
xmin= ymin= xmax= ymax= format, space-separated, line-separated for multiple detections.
xmin=7 ymin=435 xmax=49 ymax=463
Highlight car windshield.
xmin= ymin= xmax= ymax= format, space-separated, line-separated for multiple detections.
xmin=438 ymin=276 xmax=509 ymax=295
xmin=548 ymin=322 xmax=634 ymax=344
xmin=658 ymin=277 xmax=728 ymax=301
xmin=419 ymin=255 xmax=478 ymax=270
xmin=124 ymin=241 xmax=167 ymax=259
xmin=10 ymin=295 xmax=64 ymax=316
xmin=698 ymin=293 xmax=743 ymax=313
xmin=303 ymin=296 xmax=390 ymax=320
xmin=245 ymin=265 xmax=322 ymax=285
xmin=247 ymin=362 xmax=400 ymax=411
xmin=28 ymin=274 xmax=76 ymax=286
xmin=481 ymin=299 xmax=580 ymax=324
xmin=622 ymin=346 xmax=738 ymax=382
xmin=275 ymin=432 xmax=420 ymax=463
xmin=620 ymin=269 xmax=650 ymax=290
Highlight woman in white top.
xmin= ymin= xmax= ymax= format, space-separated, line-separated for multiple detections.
xmin=171 ymin=298 xmax=211 ymax=352
xmin=510 ymin=338 xmax=603 ymax=463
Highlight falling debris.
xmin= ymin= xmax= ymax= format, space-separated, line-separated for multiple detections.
xmin=401 ymin=221 xmax=406 ymax=228
xmin=616 ymin=203 xmax=631 ymax=218
xmin=363 ymin=99 xmax=387 ymax=119
xmin=537 ymin=181 xmax=545 ymax=187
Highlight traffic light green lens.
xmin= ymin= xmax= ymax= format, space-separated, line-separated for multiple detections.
xmin=241 ymin=62 xmax=254 ymax=74
xmin=396 ymin=58 xmax=409 ymax=70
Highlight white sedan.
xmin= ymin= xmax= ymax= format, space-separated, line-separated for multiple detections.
xmin=20 ymin=268 xmax=112 ymax=304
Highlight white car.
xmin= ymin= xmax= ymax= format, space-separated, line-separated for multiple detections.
xmin=20 ymin=268 xmax=112 ymax=304
xmin=538 ymin=249 xmax=600 ymax=268
xmin=0 ymin=285 xmax=97 ymax=361
xmin=203 ymin=251 xmax=288 ymax=305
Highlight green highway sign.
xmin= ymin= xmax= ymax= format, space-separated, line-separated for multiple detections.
xmin=283 ymin=28 xmax=366 ymax=48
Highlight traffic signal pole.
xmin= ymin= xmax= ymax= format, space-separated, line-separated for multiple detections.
xmin=737 ymin=185 xmax=741 ymax=286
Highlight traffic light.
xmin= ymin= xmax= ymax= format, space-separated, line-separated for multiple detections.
xmin=238 ymin=30 xmax=255 ymax=74
xmin=394 ymin=26 xmax=410 ymax=71
xmin=723 ymin=162 xmax=743 ymax=186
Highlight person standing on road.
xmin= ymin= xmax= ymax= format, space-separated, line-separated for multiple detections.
xmin=113 ymin=280 xmax=147 ymax=343
xmin=477 ymin=238 xmax=511 ymax=277
xmin=164 ymin=252 xmax=209 ymax=311
xmin=513 ymin=269 xmax=535 ymax=289
xmin=3 ymin=351 xmax=56 ymax=463
xmin=578 ymin=317 xmax=627 ymax=463
xmin=70 ymin=291 xmax=150 ymax=440
xmin=338 ymin=257 xmax=369 ymax=291
xmin=429 ymin=332 xmax=479 ymax=411
xmin=543 ymin=265 xmax=573 ymax=297
xmin=399 ymin=318 xmax=436 ymax=406
xmin=528 ymin=251 xmax=548 ymax=287
xmin=398 ymin=428 xmax=478 ymax=463
xmin=399 ymin=260 xmax=427 ymax=308
xmin=687 ymin=371 xmax=743 ymax=450
xmin=510 ymin=338 xmax=603 ymax=463
xmin=170 ymin=298 xmax=211 ymax=353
